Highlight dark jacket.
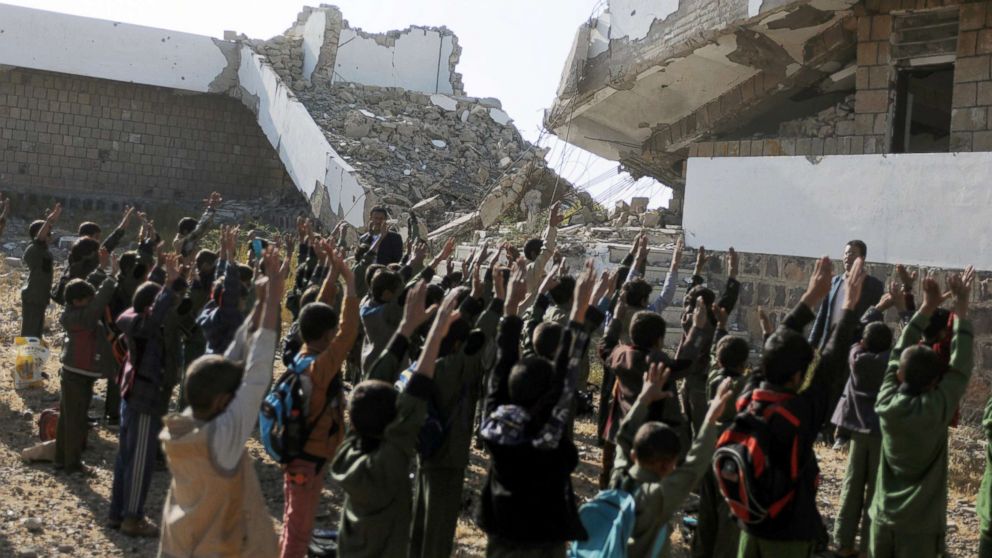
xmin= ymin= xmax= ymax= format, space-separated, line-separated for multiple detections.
xmin=117 ymin=282 xmax=178 ymax=416
xmin=830 ymin=343 xmax=887 ymax=435
xmin=738 ymin=301 xmax=857 ymax=542
xmin=359 ymin=230 xmax=404 ymax=265
xmin=60 ymin=274 xmax=117 ymax=379
xmin=22 ymin=240 xmax=54 ymax=304
xmin=809 ymin=274 xmax=884 ymax=350
xmin=196 ymin=259 xmax=244 ymax=355
xmin=476 ymin=312 xmax=598 ymax=545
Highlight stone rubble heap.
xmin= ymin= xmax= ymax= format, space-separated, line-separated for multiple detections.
xmin=776 ymin=94 xmax=856 ymax=139
xmin=295 ymin=83 xmax=568 ymax=232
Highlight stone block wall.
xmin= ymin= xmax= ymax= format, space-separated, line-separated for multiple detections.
xmin=0 ymin=67 xmax=295 ymax=211
xmin=699 ymin=248 xmax=992 ymax=423
xmin=950 ymin=1 xmax=992 ymax=150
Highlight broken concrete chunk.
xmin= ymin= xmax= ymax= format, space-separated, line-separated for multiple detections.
xmin=488 ymin=108 xmax=512 ymax=126
xmin=431 ymin=139 xmax=447 ymax=149
xmin=641 ymin=211 xmax=662 ymax=228
xmin=630 ymin=197 xmax=649 ymax=214
xmin=411 ymin=195 xmax=443 ymax=213
xmin=429 ymin=94 xmax=458 ymax=111
xmin=343 ymin=110 xmax=373 ymax=139
xmin=499 ymin=156 xmax=513 ymax=168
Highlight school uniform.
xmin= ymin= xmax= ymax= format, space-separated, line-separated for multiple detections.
xmin=612 ymin=396 xmax=719 ymax=557
xmin=55 ymin=273 xmax=117 ymax=471
xmin=21 ymin=239 xmax=53 ymax=337
xmin=196 ymin=259 xmax=243 ymax=355
xmin=330 ymin=334 xmax=433 ymax=558
xmin=735 ymin=302 xmax=857 ymax=558
xmin=978 ymin=395 xmax=992 ymax=558
xmin=831 ymin=343 xmax=887 ymax=552
xmin=868 ymin=311 xmax=973 ymax=558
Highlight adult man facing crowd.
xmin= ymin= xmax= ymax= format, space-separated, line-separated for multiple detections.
xmin=359 ymin=207 xmax=404 ymax=265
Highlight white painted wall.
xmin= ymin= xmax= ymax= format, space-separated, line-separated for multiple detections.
xmin=332 ymin=27 xmax=455 ymax=94
xmin=238 ymin=46 xmax=366 ymax=226
xmin=683 ymin=153 xmax=992 ymax=269
xmin=608 ymin=0 xmax=680 ymax=41
xmin=0 ymin=3 xmax=230 ymax=93
xmin=301 ymin=9 xmax=327 ymax=82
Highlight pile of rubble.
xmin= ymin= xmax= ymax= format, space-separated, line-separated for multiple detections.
xmin=296 ymin=84 xmax=565 ymax=231
xmin=776 ymin=94 xmax=856 ymax=139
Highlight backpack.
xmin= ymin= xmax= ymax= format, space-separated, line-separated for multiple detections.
xmin=394 ymin=367 xmax=471 ymax=460
xmin=712 ymin=388 xmax=801 ymax=526
xmin=259 ymin=353 xmax=319 ymax=464
xmin=569 ymin=487 xmax=669 ymax=558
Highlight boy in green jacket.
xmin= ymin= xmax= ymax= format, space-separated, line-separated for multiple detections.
xmin=330 ymin=284 xmax=460 ymax=558
xmin=21 ymin=203 xmax=61 ymax=337
xmin=869 ymin=267 xmax=975 ymax=558
xmin=611 ymin=357 xmax=732 ymax=557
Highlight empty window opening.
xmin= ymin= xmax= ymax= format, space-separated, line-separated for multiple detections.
xmin=892 ymin=65 xmax=954 ymax=153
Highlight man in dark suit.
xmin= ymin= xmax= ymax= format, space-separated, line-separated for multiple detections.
xmin=809 ymin=239 xmax=884 ymax=450
xmin=359 ymin=206 xmax=404 ymax=265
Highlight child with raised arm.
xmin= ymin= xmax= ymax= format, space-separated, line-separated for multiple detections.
xmin=158 ymin=247 xmax=287 ymax=557
xmin=868 ymin=268 xmax=975 ymax=558
xmin=21 ymin=203 xmax=61 ymax=337
xmin=330 ymin=283 xmax=459 ymax=558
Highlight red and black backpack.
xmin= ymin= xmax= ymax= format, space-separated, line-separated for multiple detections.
xmin=712 ymin=388 xmax=802 ymax=526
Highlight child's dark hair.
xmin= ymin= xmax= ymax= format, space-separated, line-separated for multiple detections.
xmin=548 ymin=276 xmax=576 ymax=307
xmin=623 ymin=278 xmax=653 ymax=307
xmin=762 ymin=329 xmax=814 ymax=385
xmin=77 ymin=222 xmax=101 ymax=238
xmin=118 ymin=251 xmax=138 ymax=276
xmin=132 ymin=282 xmax=162 ymax=313
xmin=630 ymin=311 xmax=666 ymax=349
xmin=923 ymin=308 xmax=952 ymax=344
xmin=633 ymin=422 xmax=681 ymax=464
xmin=177 ymin=217 xmax=199 ymax=236
xmin=533 ymin=322 xmax=563 ymax=360
xmin=717 ymin=335 xmax=750 ymax=370
xmin=863 ymin=322 xmax=894 ymax=354
xmin=508 ymin=356 xmax=554 ymax=408
xmin=371 ymin=270 xmax=402 ymax=303
xmin=523 ymin=238 xmax=543 ymax=261
xmin=29 ymin=220 xmax=45 ymax=240
xmin=299 ymin=302 xmax=340 ymax=344
xmin=237 ymin=264 xmax=254 ymax=285
xmin=68 ymin=237 xmax=100 ymax=264
xmin=300 ymin=285 xmax=321 ymax=309
xmin=899 ymin=345 xmax=942 ymax=394
xmin=65 ymin=278 xmax=96 ymax=305
xmin=365 ymin=264 xmax=386 ymax=291
xmin=349 ymin=380 xmax=398 ymax=442
xmin=195 ymin=249 xmax=218 ymax=271
xmin=185 ymin=355 xmax=244 ymax=415
xmin=684 ymin=285 xmax=716 ymax=315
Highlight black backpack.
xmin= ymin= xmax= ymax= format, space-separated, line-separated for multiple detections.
xmin=712 ymin=388 xmax=802 ymax=526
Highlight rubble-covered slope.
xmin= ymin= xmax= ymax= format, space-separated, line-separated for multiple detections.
xmin=295 ymin=83 xmax=567 ymax=230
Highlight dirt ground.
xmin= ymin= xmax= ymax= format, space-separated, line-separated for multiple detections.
xmin=0 ymin=262 xmax=984 ymax=558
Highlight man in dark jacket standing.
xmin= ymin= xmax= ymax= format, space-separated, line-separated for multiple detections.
xmin=359 ymin=207 xmax=404 ymax=265
xmin=809 ymin=240 xmax=884 ymax=350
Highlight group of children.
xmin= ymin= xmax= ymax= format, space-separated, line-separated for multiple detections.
xmin=10 ymin=194 xmax=989 ymax=558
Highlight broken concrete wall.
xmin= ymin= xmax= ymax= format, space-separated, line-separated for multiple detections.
xmin=0 ymin=66 xmax=299 ymax=221
xmin=236 ymin=45 xmax=368 ymax=227
xmin=0 ymin=3 xmax=239 ymax=94
xmin=332 ymin=25 xmax=464 ymax=95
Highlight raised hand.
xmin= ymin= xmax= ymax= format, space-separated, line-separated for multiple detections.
xmin=692 ymin=296 xmax=709 ymax=328
xmin=205 ymin=192 xmax=223 ymax=209
xmin=800 ymin=256 xmax=833 ymax=310
xmin=570 ymin=258 xmax=597 ymax=324
xmin=400 ymin=280 xmax=439 ymax=337
xmin=505 ymin=257 xmax=529 ymax=317
xmin=843 ymin=257 xmax=866 ymax=311
xmin=592 ymin=270 xmax=611 ymax=306
xmin=538 ymin=261 xmax=563 ymax=295
xmin=712 ymin=303 xmax=729 ymax=330
xmin=757 ymin=306 xmax=773 ymax=337
xmin=493 ymin=266 xmax=507 ymax=302
xmin=120 ymin=205 xmax=135 ymax=229
xmin=98 ymin=247 xmax=111 ymax=270
xmin=470 ymin=263 xmax=484 ymax=299
xmin=549 ymin=201 xmax=563 ymax=227
xmin=919 ymin=273 xmax=948 ymax=316
xmin=727 ymin=247 xmax=739 ymax=279
xmin=164 ymin=253 xmax=181 ymax=284
xmin=896 ymin=264 xmax=918 ymax=291
xmin=705 ymin=377 xmax=734 ymax=425
xmin=671 ymin=237 xmax=684 ymax=272
xmin=949 ymin=266 xmax=975 ymax=319
xmin=639 ymin=361 xmax=673 ymax=404
xmin=694 ymin=245 xmax=708 ymax=276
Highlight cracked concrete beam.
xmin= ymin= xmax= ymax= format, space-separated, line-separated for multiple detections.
xmin=727 ymin=29 xmax=793 ymax=73
xmin=208 ymin=39 xmax=241 ymax=93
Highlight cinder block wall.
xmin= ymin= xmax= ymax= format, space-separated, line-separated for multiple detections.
xmin=0 ymin=67 xmax=295 ymax=211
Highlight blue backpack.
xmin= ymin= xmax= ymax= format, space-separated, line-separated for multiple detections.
xmin=569 ymin=487 xmax=669 ymax=558
xmin=259 ymin=354 xmax=317 ymax=464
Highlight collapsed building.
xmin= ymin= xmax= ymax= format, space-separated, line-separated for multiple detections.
xmin=0 ymin=4 xmax=568 ymax=236
xmin=543 ymin=0 xmax=992 ymax=406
